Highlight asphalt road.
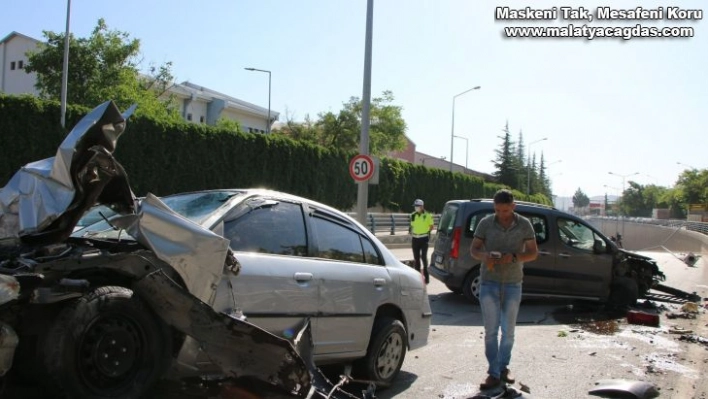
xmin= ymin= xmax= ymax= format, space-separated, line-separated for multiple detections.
xmin=6 ymin=249 xmax=706 ymax=399
xmin=358 ymin=248 xmax=708 ymax=399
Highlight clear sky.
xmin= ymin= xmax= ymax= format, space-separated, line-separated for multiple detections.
xmin=2 ymin=0 xmax=706 ymax=199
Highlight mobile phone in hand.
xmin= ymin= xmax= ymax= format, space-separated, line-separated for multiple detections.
xmin=489 ymin=251 xmax=502 ymax=259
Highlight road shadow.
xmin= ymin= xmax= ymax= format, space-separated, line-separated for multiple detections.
xmin=429 ymin=292 xmax=608 ymax=328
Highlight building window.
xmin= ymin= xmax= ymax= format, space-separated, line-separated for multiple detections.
xmin=18 ymin=60 xmax=23 ymax=69
xmin=10 ymin=62 xmax=15 ymax=70
xmin=187 ymin=113 xmax=192 ymax=121
xmin=199 ymin=116 xmax=205 ymax=123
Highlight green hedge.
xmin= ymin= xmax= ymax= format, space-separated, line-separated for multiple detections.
xmin=0 ymin=95 xmax=549 ymax=213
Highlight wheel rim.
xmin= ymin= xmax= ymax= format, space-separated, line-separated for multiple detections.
xmin=375 ymin=331 xmax=404 ymax=379
xmin=77 ymin=313 xmax=146 ymax=393
xmin=469 ymin=275 xmax=481 ymax=299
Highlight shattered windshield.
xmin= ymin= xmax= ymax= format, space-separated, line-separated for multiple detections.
xmin=73 ymin=191 xmax=243 ymax=239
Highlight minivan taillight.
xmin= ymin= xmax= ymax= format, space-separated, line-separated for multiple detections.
xmin=450 ymin=227 xmax=462 ymax=259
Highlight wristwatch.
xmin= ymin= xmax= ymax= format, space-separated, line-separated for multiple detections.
xmin=512 ymin=253 xmax=518 ymax=263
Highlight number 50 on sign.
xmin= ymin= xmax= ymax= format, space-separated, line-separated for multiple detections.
xmin=349 ymin=155 xmax=374 ymax=182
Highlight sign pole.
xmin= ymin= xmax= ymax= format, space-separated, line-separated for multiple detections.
xmin=356 ymin=0 xmax=374 ymax=226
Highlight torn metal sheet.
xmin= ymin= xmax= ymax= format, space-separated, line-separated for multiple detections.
xmin=0 ymin=101 xmax=136 ymax=243
xmin=133 ymin=269 xmax=314 ymax=398
xmin=113 ymin=193 xmax=231 ymax=303
xmin=589 ymin=379 xmax=660 ymax=399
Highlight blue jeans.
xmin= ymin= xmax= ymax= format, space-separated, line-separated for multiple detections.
xmin=479 ymin=280 xmax=522 ymax=379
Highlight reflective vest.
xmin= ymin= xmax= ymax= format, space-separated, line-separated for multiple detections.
xmin=410 ymin=211 xmax=433 ymax=236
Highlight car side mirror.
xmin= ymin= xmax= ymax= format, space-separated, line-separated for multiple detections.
xmin=593 ymin=239 xmax=605 ymax=254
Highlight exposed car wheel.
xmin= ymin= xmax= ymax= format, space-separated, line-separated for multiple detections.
xmin=43 ymin=286 xmax=172 ymax=399
xmin=609 ymin=278 xmax=639 ymax=307
xmin=462 ymin=267 xmax=481 ymax=303
xmin=354 ymin=317 xmax=407 ymax=388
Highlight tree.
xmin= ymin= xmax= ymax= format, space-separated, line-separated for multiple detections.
xmin=273 ymin=91 xmax=407 ymax=156
xmin=25 ymin=18 xmax=180 ymax=121
xmin=492 ymin=122 xmax=518 ymax=188
xmin=572 ymin=188 xmax=590 ymax=210
xmin=674 ymin=168 xmax=708 ymax=206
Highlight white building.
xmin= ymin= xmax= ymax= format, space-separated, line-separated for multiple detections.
xmin=0 ymin=31 xmax=277 ymax=133
xmin=166 ymin=81 xmax=278 ymax=133
xmin=0 ymin=31 xmax=41 ymax=96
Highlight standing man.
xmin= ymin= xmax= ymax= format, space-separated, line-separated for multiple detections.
xmin=469 ymin=189 xmax=538 ymax=390
xmin=410 ymin=199 xmax=434 ymax=284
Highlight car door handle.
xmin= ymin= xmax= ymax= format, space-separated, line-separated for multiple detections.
xmin=559 ymin=253 xmax=571 ymax=258
xmin=294 ymin=272 xmax=313 ymax=282
xmin=538 ymin=250 xmax=552 ymax=256
xmin=373 ymin=278 xmax=386 ymax=287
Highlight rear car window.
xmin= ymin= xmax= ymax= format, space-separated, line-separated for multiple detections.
xmin=519 ymin=213 xmax=549 ymax=244
xmin=465 ymin=210 xmax=493 ymax=237
xmin=438 ymin=204 xmax=459 ymax=236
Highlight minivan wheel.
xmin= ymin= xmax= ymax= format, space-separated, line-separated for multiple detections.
xmin=43 ymin=286 xmax=172 ymax=399
xmin=354 ymin=317 xmax=407 ymax=388
xmin=462 ymin=267 xmax=481 ymax=303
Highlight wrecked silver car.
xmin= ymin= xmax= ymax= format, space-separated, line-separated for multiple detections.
xmin=0 ymin=101 xmax=430 ymax=398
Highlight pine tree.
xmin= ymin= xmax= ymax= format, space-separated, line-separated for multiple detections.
xmin=493 ymin=122 xmax=518 ymax=188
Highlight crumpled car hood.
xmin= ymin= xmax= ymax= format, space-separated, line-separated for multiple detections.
xmin=0 ymin=101 xmax=136 ymax=245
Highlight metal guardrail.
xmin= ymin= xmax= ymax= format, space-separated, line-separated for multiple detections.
xmin=348 ymin=213 xmax=441 ymax=235
xmin=590 ymin=216 xmax=708 ymax=236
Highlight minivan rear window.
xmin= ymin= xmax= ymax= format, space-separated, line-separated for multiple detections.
xmin=438 ymin=204 xmax=459 ymax=236
xmin=465 ymin=210 xmax=493 ymax=237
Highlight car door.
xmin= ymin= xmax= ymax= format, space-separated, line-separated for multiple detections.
xmin=553 ymin=216 xmax=613 ymax=299
xmin=214 ymin=197 xmax=320 ymax=339
xmin=517 ymin=212 xmax=560 ymax=295
xmin=306 ymin=207 xmax=392 ymax=357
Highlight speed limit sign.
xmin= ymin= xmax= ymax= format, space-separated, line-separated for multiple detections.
xmin=349 ymin=154 xmax=375 ymax=182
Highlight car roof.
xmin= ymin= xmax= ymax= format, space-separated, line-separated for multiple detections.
xmin=445 ymin=198 xmax=558 ymax=212
xmin=162 ymin=188 xmax=357 ymax=222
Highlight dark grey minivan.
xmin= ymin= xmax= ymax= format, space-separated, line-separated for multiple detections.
xmin=429 ymin=199 xmax=666 ymax=306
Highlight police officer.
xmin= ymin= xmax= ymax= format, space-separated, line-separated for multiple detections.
xmin=410 ymin=199 xmax=434 ymax=284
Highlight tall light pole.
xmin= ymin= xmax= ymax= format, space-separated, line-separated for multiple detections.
xmin=450 ymin=86 xmax=480 ymax=172
xmin=453 ymin=135 xmax=469 ymax=170
xmin=244 ymin=67 xmax=271 ymax=134
xmin=526 ymin=137 xmax=548 ymax=195
xmin=608 ymin=171 xmax=639 ymax=237
xmin=60 ymin=0 xmax=71 ymax=128
xmin=354 ymin=0 xmax=374 ymax=225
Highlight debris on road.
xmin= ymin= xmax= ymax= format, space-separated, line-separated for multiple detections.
xmin=627 ymin=310 xmax=660 ymax=327
xmin=589 ymin=379 xmax=660 ymax=399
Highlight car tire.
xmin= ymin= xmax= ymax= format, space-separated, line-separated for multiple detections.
xmin=609 ymin=277 xmax=639 ymax=307
xmin=43 ymin=286 xmax=172 ymax=399
xmin=462 ymin=267 xmax=482 ymax=303
xmin=354 ymin=317 xmax=407 ymax=388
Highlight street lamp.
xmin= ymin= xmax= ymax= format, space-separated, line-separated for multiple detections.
xmin=244 ymin=67 xmax=272 ymax=134
xmin=608 ymin=171 xmax=639 ymax=237
xmin=453 ymin=135 xmax=469 ymax=170
xmin=526 ymin=137 xmax=548 ymax=195
xmin=450 ymin=86 xmax=480 ymax=172
xmin=60 ymin=0 xmax=71 ymax=128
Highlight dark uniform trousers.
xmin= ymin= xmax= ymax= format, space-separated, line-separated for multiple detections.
xmin=412 ymin=235 xmax=430 ymax=283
